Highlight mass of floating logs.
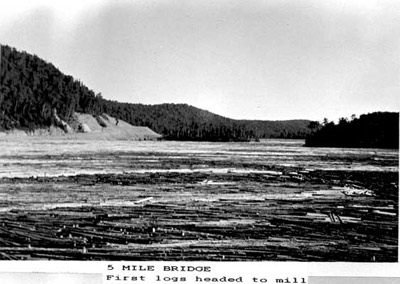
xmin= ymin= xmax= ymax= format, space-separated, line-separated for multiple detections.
xmin=0 ymin=167 xmax=397 ymax=261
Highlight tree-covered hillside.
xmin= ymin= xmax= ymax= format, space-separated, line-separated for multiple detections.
xmin=305 ymin=112 xmax=399 ymax=149
xmin=0 ymin=45 xmax=311 ymax=141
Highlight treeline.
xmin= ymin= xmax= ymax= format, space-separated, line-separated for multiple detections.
xmin=0 ymin=45 xmax=100 ymax=130
xmin=0 ymin=44 xmax=311 ymax=141
xmin=95 ymin=101 xmax=311 ymax=141
xmin=305 ymin=112 xmax=399 ymax=149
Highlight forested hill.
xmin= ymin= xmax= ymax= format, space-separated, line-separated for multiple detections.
xmin=305 ymin=112 xmax=399 ymax=149
xmin=0 ymin=45 xmax=311 ymax=141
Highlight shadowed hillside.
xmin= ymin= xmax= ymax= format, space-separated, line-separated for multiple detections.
xmin=0 ymin=44 xmax=311 ymax=141
xmin=305 ymin=112 xmax=399 ymax=149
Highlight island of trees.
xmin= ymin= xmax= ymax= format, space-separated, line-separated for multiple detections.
xmin=0 ymin=44 xmax=310 ymax=141
xmin=305 ymin=112 xmax=399 ymax=149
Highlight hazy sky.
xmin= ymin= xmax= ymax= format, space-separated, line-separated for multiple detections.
xmin=1 ymin=0 xmax=399 ymax=121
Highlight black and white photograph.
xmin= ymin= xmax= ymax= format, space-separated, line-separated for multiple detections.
xmin=0 ymin=0 xmax=398 ymax=265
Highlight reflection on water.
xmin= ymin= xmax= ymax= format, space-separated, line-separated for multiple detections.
xmin=0 ymin=139 xmax=398 ymax=178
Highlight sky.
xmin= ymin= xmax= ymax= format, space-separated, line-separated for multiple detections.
xmin=0 ymin=0 xmax=399 ymax=121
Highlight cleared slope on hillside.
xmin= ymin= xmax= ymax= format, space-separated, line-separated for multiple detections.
xmin=73 ymin=113 xmax=162 ymax=141
xmin=0 ymin=112 xmax=162 ymax=141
